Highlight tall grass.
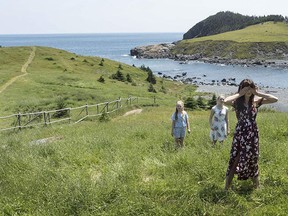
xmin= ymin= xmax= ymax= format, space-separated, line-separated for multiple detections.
xmin=0 ymin=106 xmax=287 ymax=215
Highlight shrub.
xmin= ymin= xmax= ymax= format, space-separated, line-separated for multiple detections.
xmin=197 ymin=96 xmax=207 ymax=109
xmin=126 ymin=74 xmax=132 ymax=83
xmin=146 ymin=71 xmax=156 ymax=84
xmin=185 ymin=97 xmax=198 ymax=110
xmin=98 ymin=75 xmax=105 ymax=83
xmin=148 ymin=83 xmax=157 ymax=93
xmin=99 ymin=112 xmax=110 ymax=122
xmin=53 ymin=96 xmax=69 ymax=118
xmin=207 ymin=94 xmax=217 ymax=109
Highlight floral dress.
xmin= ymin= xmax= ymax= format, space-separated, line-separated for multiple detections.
xmin=210 ymin=105 xmax=228 ymax=142
xmin=226 ymin=102 xmax=262 ymax=180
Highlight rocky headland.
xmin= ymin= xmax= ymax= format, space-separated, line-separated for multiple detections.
xmin=130 ymin=42 xmax=288 ymax=69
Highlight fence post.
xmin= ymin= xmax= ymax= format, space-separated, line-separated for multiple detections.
xmin=85 ymin=104 xmax=88 ymax=116
xmin=17 ymin=112 xmax=21 ymax=130
xmin=154 ymin=96 xmax=156 ymax=104
xmin=44 ymin=112 xmax=47 ymax=126
xmin=68 ymin=108 xmax=71 ymax=124
xmin=119 ymin=97 xmax=122 ymax=108
xmin=106 ymin=102 xmax=109 ymax=112
xmin=48 ymin=113 xmax=51 ymax=124
xmin=97 ymin=104 xmax=99 ymax=114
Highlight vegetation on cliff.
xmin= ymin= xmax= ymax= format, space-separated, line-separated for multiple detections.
xmin=183 ymin=11 xmax=286 ymax=39
xmin=173 ymin=22 xmax=288 ymax=60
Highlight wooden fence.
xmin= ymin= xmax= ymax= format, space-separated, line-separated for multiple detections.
xmin=0 ymin=97 xmax=141 ymax=132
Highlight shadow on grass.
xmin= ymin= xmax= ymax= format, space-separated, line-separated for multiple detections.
xmin=198 ymin=184 xmax=228 ymax=204
xmin=198 ymin=182 xmax=255 ymax=205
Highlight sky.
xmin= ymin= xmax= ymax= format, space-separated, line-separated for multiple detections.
xmin=1 ymin=0 xmax=287 ymax=34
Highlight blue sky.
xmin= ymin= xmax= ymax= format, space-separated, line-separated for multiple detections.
xmin=1 ymin=0 xmax=287 ymax=34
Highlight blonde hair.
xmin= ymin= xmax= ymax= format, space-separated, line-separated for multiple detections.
xmin=175 ymin=100 xmax=184 ymax=120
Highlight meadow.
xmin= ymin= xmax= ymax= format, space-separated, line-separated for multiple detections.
xmin=0 ymin=46 xmax=287 ymax=215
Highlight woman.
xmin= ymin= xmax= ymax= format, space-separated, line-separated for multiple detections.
xmin=224 ymin=79 xmax=278 ymax=190
xmin=209 ymin=95 xmax=229 ymax=146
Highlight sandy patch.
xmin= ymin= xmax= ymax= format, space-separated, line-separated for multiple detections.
xmin=123 ymin=109 xmax=143 ymax=117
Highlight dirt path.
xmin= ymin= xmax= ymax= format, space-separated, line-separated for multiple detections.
xmin=123 ymin=109 xmax=143 ymax=116
xmin=0 ymin=46 xmax=36 ymax=94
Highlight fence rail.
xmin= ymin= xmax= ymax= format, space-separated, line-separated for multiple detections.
xmin=0 ymin=96 xmax=146 ymax=132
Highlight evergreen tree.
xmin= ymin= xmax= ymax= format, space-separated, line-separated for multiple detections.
xmin=184 ymin=97 xmax=198 ymax=110
xmin=208 ymin=94 xmax=217 ymax=108
xmin=146 ymin=70 xmax=156 ymax=84
xmin=148 ymin=83 xmax=157 ymax=93
xmin=197 ymin=96 xmax=207 ymax=109
xmin=126 ymin=73 xmax=132 ymax=83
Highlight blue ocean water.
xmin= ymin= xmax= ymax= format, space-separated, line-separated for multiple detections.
xmin=1 ymin=33 xmax=288 ymax=88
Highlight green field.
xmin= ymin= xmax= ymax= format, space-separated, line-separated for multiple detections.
xmin=172 ymin=22 xmax=288 ymax=59
xmin=0 ymin=46 xmax=288 ymax=215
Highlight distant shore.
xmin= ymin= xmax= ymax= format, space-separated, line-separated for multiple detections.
xmin=196 ymin=84 xmax=288 ymax=112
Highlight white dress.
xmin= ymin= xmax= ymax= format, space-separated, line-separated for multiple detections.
xmin=210 ymin=105 xmax=228 ymax=142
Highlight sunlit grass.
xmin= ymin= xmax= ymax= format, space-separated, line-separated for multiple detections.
xmin=0 ymin=107 xmax=287 ymax=215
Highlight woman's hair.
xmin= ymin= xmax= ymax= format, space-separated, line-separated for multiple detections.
xmin=175 ymin=100 xmax=184 ymax=120
xmin=235 ymin=79 xmax=256 ymax=111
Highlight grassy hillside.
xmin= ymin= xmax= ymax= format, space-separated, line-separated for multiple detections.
xmin=0 ymin=46 xmax=195 ymax=116
xmin=172 ymin=22 xmax=288 ymax=59
xmin=0 ymin=46 xmax=287 ymax=215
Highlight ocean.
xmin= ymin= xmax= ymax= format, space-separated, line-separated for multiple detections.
xmin=1 ymin=33 xmax=288 ymax=88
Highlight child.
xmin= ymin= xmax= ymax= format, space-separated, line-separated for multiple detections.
xmin=171 ymin=100 xmax=191 ymax=149
xmin=209 ymin=95 xmax=229 ymax=146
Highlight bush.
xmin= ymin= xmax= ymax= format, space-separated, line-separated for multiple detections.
xmin=207 ymin=94 xmax=217 ymax=109
xmin=146 ymin=71 xmax=156 ymax=84
xmin=99 ymin=112 xmax=110 ymax=122
xmin=53 ymin=96 xmax=69 ymax=118
xmin=98 ymin=75 xmax=105 ymax=83
xmin=126 ymin=74 xmax=132 ymax=83
xmin=197 ymin=96 xmax=207 ymax=109
xmin=148 ymin=83 xmax=157 ymax=93
xmin=185 ymin=97 xmax=198 ymax=110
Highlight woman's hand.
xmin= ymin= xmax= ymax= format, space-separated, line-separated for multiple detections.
xmin=239 ymin=86 xmax=250 ymax=96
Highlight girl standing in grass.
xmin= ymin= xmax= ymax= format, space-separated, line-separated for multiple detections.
xmin=224 ymin=79 xmax=278 ymax=190
xmin=171 ymin=100 xmax=191 ymax=149
xmin=209 ymin=95 xmax=230 ymax=146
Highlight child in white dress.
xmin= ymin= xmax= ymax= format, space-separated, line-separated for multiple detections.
xmin=209 ymin=95 xmax=229 ymax=145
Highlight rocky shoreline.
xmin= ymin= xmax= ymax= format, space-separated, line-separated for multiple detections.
xmin=196 ymin=85 xmax=288 ymax=112
xmin=130 ymin=43 xmax=288 ymax=69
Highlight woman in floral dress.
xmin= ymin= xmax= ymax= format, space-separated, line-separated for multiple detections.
xmin=224 ymin=79 xmax=278 ymax=190
xmin=209 ymin=95 xmax=230 ymax=145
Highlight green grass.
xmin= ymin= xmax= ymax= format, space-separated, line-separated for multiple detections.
xmin=0 ymin=46 xmax=287 ymax=215
xmin=172 ymin=22 xmax=288 ymax=59
xmin=186 ymin=22 xmax=288 ymax=43
xmin=0 ymin=107 xmax=287 ymax=215
xmin=0 ymin=46 xmax=195 ymax=116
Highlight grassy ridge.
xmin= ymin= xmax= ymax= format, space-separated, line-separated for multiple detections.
xmin=0 ymin=46 xmax=195 ymax=116
xmin=172 ymin=22 xmax=288 ymax=59
xmin=0 ymin=46 xmax=287 ymax=215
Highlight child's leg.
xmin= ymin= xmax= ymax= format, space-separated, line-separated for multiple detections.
xmin=174 ymin=138 xmax=180 ymax=149
xmin=179 ymin=137 xmax=184 ymax=148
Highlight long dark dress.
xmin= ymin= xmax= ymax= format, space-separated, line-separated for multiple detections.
xmin=226 ymin=102 xmax=262 ymax=180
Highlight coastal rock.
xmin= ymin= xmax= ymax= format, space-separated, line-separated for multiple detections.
xmin=130 ymin=43 xmax=175 ymax=59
